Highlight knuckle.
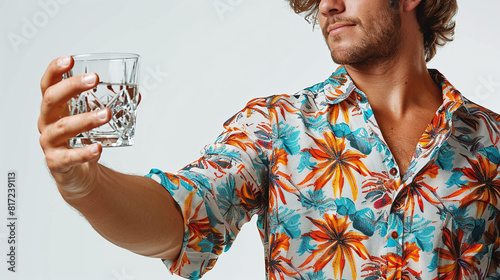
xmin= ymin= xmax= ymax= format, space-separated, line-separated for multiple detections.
xmin=43 ymin=88 xmax=57 ymax=108
xmin=39 ymin=134 xmax=47 ymax=148
xmin=45 ymin=160 xmax=56 ymax=171
xmin=39 ymin=128 xmax=57 ymax=150
xmin=40 ymin=79 xmax=47 ymax=92
xmin=37 ymin=118 xmax=44 ymax=134
xmin=53 ymin=118 xmax=69 ymax=136
xmin=44 ymin=150 xmax=59 ymax=170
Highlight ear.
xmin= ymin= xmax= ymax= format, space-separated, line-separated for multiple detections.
xmin=402 ymin=0 xmax=422 ymax=12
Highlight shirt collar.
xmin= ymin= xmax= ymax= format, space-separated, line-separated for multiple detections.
xmin=428 ymin=68 xmax=471 ymax=117
xmin=320 ymin=65 xmax=470 ymax=117
xmin=321 ymin=65 xmax=357 ymax=105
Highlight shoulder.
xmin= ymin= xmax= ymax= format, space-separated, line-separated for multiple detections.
xmin=223 ymin=80 xmax=330 ymax=130
xmin=242 ymin=81 xmax=327 ymax=112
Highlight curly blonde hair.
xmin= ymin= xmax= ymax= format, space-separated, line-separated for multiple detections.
xmin=286 ymin=0 xmax=458 ymax=62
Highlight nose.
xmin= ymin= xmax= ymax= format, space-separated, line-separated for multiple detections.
xmin=318 ymin=0 xmax=345 ymax=15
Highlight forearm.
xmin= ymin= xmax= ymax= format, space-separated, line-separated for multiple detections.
xmin=57 ymin=164 xmax=184 ymax=260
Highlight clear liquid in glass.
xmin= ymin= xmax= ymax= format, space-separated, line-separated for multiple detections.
xmin=68 ymin=83 xmax=139 ymax=148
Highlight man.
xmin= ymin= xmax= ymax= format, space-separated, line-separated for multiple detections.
xmin=38 ymin=0 xmax=500 ymax=279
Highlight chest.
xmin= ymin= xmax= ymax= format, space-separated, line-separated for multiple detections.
xmin=375 ymin=112 xmax=436 ymax=175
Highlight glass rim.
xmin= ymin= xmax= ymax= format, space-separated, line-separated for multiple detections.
xmin=71 ymin=53 xmax=140 ymax=61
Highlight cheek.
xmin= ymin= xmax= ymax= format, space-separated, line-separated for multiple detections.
xmin=318 ymin=15 xmax=327 ymax=30
xmin=359 ymin=14 xmax=381 ymax=35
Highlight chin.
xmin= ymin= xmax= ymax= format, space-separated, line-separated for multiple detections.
xmin=331 ymin=54 xmax=351 ymax=65
xmin=328 ymin=40 xmax=393 ymax=66
xmin=327 ymin=39 xmax=359 ymax=63
xmin=329 ymin=46 xmax=358 ymax=65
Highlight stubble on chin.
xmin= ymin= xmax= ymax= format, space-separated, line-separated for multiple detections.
xmin=323 ymin=8 xmax=402 ymax=67
xmin=327 ymin=38 xmax=355 ymax=65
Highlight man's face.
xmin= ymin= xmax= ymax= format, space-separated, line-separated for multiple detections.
xmin=318 ymin=0 xmax=402 ymax=66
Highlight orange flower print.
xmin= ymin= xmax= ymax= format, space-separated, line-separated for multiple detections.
xmin=300 ymin=214 xmax=369 ymax=279
xmin=444 ymin=155 xmax=500 ymax=217
xmin=299 ymin=131 xmax=370 ymax=200
xmin=434 ymin=228 xmax=485 ymax=280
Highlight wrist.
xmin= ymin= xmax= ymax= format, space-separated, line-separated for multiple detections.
xmin=57 ymin=163 xmax=112 ymax=223
xmin=56 ymin=163 xmax=102 ymax=202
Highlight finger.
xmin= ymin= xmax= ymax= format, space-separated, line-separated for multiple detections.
xmin=45 ymin=144 xmax=102 ymax=174
xmin=39 ymin=72 xmax=99 ymax=127
xmin=40 ymin=109 xmax=110 ymax=147
xmin=40 ymin=56 xmax=74 ymax=94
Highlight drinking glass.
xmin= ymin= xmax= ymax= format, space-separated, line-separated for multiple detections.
xmin=64 ymin=53 xmax=140 ymax=148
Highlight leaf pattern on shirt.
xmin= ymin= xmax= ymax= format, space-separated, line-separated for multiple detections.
xmin=149 ymin=66 xmax=500 ymax=280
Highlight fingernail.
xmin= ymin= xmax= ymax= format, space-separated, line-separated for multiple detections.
xmin=89 ymin=144 xmax=99 ymax=155
xmin=58 ymin=56 xmax=71 ymax=67
xmin=83 ymin=73 xmax=97 ymax=85
xmin=96 ymin=109 xmax=107 ymax=121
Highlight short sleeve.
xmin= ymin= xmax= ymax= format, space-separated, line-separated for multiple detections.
xmin=145 ymin=97 xmax=272 ymax=279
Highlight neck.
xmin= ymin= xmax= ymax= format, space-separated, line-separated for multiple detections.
xmin=344 ymin=38 xmax=442 ymax=118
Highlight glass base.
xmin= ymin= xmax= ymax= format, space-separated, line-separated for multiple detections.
xmin=69 ymin=136 xmax=134 ymax=148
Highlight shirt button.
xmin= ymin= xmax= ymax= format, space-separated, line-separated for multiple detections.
xmin=391 ymin=231 xmax=399 ymax=239
xmin=389 ymin=168 xmax=398 ymax=176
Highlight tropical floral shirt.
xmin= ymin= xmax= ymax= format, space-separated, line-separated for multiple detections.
xmin=147 ymin=65 xmax=500 ymax=280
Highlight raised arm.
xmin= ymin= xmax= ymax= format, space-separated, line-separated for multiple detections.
xmin=37 ymin=56 xmax=183 ymax=260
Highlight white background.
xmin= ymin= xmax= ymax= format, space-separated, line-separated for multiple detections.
xmin=0 ymin=0 xmax=499 ymax=279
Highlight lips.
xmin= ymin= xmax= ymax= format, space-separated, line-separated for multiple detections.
xmin=327 ymin=23 xmax=356 ymax=36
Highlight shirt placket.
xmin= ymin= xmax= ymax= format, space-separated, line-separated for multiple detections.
xmin=386 ymin=180 xmax=405 ymax=279
xmin=352 ymin=90 xmax=404 ymax=276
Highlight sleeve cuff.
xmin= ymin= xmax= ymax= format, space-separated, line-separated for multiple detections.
xmin=146 ymin=168 xmax=213 ymax=280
